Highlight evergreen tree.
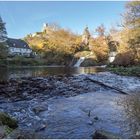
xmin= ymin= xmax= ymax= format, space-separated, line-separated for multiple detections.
xmin=0 ymin=16 xmax=7 ymax=42
xmin=0 ymin=16 xmax=8 ymax=59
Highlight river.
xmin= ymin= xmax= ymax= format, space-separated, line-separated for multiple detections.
xmin=0 ymin=67 xmax=140 ymax=138
xmin=0 ymin=66 xmax=105 ymax=81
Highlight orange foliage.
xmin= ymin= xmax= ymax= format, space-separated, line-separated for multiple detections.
xmin=90 ymin=37 xmax=109 ymax=62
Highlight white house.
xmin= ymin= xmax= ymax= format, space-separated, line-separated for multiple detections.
xmin=7 ymin=38 xmax=35 ymax=57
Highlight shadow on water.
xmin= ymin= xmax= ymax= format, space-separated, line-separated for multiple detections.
xmin=0 ymin=66 xmax=105 ymax=81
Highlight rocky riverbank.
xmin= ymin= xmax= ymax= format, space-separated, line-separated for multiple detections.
xmin=0 ymin=74 xmax=107 ymax=103
xmin=0 ymin=72 xmax=140 ymax=138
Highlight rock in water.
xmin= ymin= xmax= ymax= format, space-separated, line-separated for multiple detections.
xmin=94 ymin=116 xmax=99 ymax=120
xmin=7 ymin=129 xmax=42 ymax=139
xmin=35 ymin=124 xmax=47 ymax=132
xmin=92 ymin=130 xmax=121 ymax=139
xmin=0 ymin=112 xmax=18 ymax=129
xmin=32 ymin=105 xmax=48 ymax=114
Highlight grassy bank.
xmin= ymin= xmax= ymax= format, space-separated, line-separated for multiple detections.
xmin=0 ymin=54 xmax=72 ymax=67
xmin=107 ymin=66 xmax=140 ymax=77
xmin=0 ymin=57 xmax=49 ymax=67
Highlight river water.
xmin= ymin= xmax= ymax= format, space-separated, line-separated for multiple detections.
xmin=0 ymin=67 xmax=140 ymax=138
xmin=0 ymin=66 xmax=105 ymax=80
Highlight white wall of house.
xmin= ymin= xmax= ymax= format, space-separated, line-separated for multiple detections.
xmin=9 ymin=47 xmax=32 ymax=56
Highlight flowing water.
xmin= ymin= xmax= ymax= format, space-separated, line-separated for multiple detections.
xmin=0 ymin=66 xmax=140 ymax=138
xmin=74 ymin=57 xmax=85 ymax=67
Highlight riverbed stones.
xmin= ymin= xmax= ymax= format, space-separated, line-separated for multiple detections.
xmin=22 ymin=91 xmax=28 ymax=96
xmin=0 ymin=73 xmax=140 ymax=138
xmin=0 ymin=75 xmax=104 ymax=102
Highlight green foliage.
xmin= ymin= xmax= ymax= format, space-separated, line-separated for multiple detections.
xmin=0 ymin=16 xmax=7 ymax=40
xmin=107 ymin=66 xmax=140 ymax=77
xmin=0 ymin=16 xmax=8 ymax=59
xmin=4 ymin=126 xmax=13 ymax=135
xmin=7 ymin=56 xmax=48 ymax=66
xmin=0 ymin=59 xmax=8 ymax=67
xmin=0 ymin=43 xmax=8 ymax=59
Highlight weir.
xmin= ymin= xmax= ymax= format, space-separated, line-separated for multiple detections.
xmin=74 ymin=57 xmax=85 ymax=67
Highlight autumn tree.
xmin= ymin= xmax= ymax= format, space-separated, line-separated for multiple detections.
xmin=95 ymin=24 xmax=106 ymax=37
xmin=25 ymin=24 xmax=82 ymax=65
xmin=123 ymin=1 xmax=140 ymax=61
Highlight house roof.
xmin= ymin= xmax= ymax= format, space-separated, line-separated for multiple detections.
xmin=7 ymin=38 xmax=31 ymax=49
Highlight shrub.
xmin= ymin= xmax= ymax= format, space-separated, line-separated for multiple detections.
xmin=112 ymin=51 xmax=135 ymax=66
xmin=0 ymin=59 xmax=7 ymax=67
xmin=0 ymin=43 xmax=8 ymax=59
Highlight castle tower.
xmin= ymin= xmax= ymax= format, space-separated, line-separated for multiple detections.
xmin=82 ymin=26 xmax=90 ymax=46
xmin=42 ymin=23 xmax=49 ymax=33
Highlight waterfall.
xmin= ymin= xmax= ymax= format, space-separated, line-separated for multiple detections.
xmin=109 ymin=56 xmax=115 ymax=63
xmin=108 ymin=52 xmax=117 ymax=63
xmin=74 ymin=57 xmax=85 ymax=67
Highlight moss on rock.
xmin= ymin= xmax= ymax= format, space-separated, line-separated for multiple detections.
xmin=0 ymin=112 xmax=18 ymax=129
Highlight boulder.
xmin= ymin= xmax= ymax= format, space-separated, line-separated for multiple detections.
xmin=7 ymin=129 xmax=43 ymax=139
xmin=92 ymin=130 xmax=121 ymax=139
xmin=0 ymin=112 xmax=18 ymax=129
xmin=32 ymin=105 xmax=48 ymax=114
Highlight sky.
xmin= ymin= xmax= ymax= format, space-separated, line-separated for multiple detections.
xmin=0 ymin=1 xmax=126 ymax=38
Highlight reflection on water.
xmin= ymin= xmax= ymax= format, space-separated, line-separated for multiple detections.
xmin=0 ymin=66 xmax=105 ymax=81
xmin=121 ymin=93 xmax=140 ymax=138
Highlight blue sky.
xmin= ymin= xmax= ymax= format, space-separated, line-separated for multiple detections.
xmin=0 ymin=1 xmax=126 ymax=38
